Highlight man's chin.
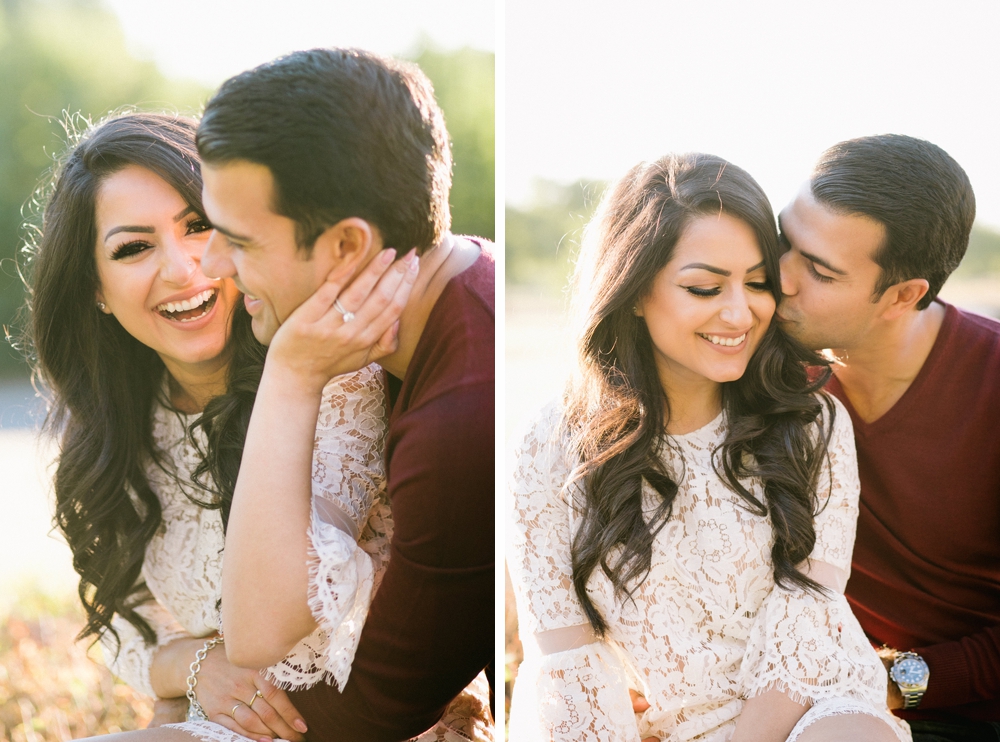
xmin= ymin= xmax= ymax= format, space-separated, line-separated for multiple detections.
xmin=250 ymin=316 xmax=277 ymax=346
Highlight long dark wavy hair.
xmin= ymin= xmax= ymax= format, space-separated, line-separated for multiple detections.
xmin=565 ymin=153 xmax=835 ymax=636
xmin=23 ymin=112 xmax=264 ymax=651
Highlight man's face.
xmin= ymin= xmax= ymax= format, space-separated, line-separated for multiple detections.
xmin=201 ymin=160 xmax=337 ymax=345
xmin=777 ymin=183 xmax=889 ymax=352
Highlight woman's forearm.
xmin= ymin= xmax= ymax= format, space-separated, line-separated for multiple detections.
xmin=149 ymin=635 xmax=211 ymax=699
xmin=731 ymin=688 xmax=810 ymax=742
xmin=221 ymin=362 xmax=320 ymax=668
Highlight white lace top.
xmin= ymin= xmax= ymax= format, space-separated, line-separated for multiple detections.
xmin=100 ymin=366 xmax=492 ymax=742
xmin=507 ymin=395 xmax=901 ymax=742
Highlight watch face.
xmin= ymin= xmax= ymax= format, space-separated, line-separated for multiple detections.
xmin=892 ymin=657 xmax=929 ymax=687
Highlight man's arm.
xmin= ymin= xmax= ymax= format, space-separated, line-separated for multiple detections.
xmin=910 ymin=627 xmax=1000 ymax=709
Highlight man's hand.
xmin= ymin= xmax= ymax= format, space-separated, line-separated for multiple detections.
xmin=267 ymin=247 xmax=419 ymax=393
xmin=630 ymin=689 xmax=659 ymax=742
xmin=878 ymin=649 xmax=904 ymax=710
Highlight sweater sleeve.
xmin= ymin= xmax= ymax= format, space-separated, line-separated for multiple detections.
xmin=101 ymin=596 xmax=190 ymax=698
xmin=913 ymin=628 xmax=1000 ymax=708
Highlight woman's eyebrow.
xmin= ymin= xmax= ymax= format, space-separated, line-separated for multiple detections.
xmin=679 ymin=260 xmax=766 ymax=276
xmin=104 ymin=224 xmax=154 ymax=241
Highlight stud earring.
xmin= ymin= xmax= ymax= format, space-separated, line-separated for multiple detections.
xmin=97 ymin=302 xmax=107 ymax=312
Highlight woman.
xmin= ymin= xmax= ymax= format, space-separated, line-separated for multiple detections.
xmin=26 ymin=111 xmax=490 ymax=742
xmin=506 ymin=154 xmax=909 ymax=742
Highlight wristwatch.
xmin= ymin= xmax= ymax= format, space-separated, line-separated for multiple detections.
xmin=889 ymin=651 xmax=930 ymax=709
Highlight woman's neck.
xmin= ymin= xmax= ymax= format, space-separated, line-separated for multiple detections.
xmin=161 ymin=356 xmax=230 ymax=414
xmin=658 ymin=367 xmax=723 ymax=436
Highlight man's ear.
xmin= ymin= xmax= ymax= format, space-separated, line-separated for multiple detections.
xmin=312 ymin=218 xmax=380 ymax=278
xmin=880 ymin=278 xmax=930 ymax=320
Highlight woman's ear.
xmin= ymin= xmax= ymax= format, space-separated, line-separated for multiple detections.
xmin=95 ymin=289 xmax=112 ymax=314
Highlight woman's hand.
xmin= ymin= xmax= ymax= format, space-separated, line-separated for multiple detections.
xmin=148 ymin=698 xmax=187 ymax=726
xmin=266 ymin=247 xmax=419 ymax=395
xmin=630 ymin=690 xmax=659 ymax=742
xmin=192 ymin=646 xmax=308 ymax=742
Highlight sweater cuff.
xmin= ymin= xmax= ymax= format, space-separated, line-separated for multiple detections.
xmin=913 ymin=640 xmax=971 ymax=709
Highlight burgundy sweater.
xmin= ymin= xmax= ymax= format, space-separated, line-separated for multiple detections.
xmin=290 ymin=245 xmax=495 ymax=740
xmin=829 ymin=301 xmax=1000 ymax=722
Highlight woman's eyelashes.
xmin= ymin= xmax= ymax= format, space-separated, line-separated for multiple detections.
xmin=683 ymin=279 xmax=770 ymax=297
xmin=186 ymin=217 xmax=211 ymax=235
xmin=110 ymin=239 xmax=153 ymax=260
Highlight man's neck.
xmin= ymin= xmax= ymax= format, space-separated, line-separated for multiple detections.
xmin=377 ymin=233 xmax=481 ymax=380
xmin=832 ymin=300 xmax=946 ymax=423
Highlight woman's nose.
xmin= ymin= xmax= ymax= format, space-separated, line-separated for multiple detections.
xmin=719 ymin=289 xmax=752 ymax=327
xmin=160 ymin=238 xmax=198 ymax=285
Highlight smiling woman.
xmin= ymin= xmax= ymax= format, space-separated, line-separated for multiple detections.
xmin=93 ymin=165 xmax=240 ymax=412
xmin=506 ymin=153 xmax=909 ymax=742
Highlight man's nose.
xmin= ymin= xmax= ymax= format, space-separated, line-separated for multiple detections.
xmin=202 ymin=231 xmax=234 ymax=279
xmin=778 ymin=250 xmax=796 ymax=296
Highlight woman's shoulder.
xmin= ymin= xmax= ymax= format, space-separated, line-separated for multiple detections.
xmin=810 ymin=391 xmax=854 ymax=442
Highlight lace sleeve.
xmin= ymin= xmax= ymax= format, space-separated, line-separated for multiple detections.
xmin=101 ymin=597 xmax=190 ymax=698
xmin=506 ymin=403 xmax=588 ymax=635
xmin=264 ymin=365 xmax=389 ymax=691
xmin=508 ymin=404 xmax=641 ymax=741
xmin=809 ymin=394 xmax=860 ymax=574
xmin=739 ymin=394 xmax=886 ymax=706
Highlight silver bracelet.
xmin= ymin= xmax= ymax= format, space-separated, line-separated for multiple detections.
xmin=185 ymin=635 xmax=224 ymax=722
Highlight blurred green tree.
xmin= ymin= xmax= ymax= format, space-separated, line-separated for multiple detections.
xmin=505 ymin=179 xmax=606 ymax=293
xmin=0 ymin=0 xmax=209 ymax=377
xmin=412 ymin=44 xmax=495 ymax=242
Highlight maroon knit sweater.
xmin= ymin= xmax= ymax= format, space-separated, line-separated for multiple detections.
xmin=289 ymin=244 xmax=495 ymax=740
xmin=829 ymin=301 xmax=1000 ymax=722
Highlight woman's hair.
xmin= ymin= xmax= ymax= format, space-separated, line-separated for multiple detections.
xmin=565 ymin=153 xmax=835 ymax=636
xmin=23 ymin=111 xmax=263 ymax=651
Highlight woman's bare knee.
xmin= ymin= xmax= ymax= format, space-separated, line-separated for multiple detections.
xmin=793 ymin=713 xmax=898 ymax=742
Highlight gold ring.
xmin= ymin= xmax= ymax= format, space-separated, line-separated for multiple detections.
xmin=231 ymin=702 xmax=244 ymax=718
xmin=248 ymin=689 xmax=264 ymax=708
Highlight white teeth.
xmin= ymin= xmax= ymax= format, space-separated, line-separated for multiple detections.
xmin=700 ymin=333 xmax=747 ymax=347
xmin=156 ymin=289 xmax=215 ymax=316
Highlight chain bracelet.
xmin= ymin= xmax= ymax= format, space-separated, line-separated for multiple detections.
xmin=185 ymin=635 xmax=224 ymax=722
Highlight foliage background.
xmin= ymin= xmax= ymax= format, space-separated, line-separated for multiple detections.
xmin=0 ymin=0 xmax=495 ymax=379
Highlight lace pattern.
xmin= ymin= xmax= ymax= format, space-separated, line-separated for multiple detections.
xmin=507 ymin=395 xmax=907 ymax=741
xmin=99 ymin=365 xmax=489 ymax=737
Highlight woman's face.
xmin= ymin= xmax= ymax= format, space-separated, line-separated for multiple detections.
xmin=637 ymin=212 xmax=776 ymax=390
xmin=94 ymin=165 xmax=240 ymax=376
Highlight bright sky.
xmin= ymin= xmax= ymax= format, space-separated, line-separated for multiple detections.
xmin=507 ymin=0 xmax=1000 ymax=230
xmin=104 ymin=0 xmax=494 ymax=86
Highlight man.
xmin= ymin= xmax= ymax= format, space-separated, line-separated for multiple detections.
xmin=197 ymin=49 xmax=494 ymax=740
xmin=778 ymin=134 xmax=1000 ymax=740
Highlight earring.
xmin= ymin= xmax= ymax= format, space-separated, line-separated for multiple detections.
xmin=97 ymin=302 xmax=107 ymax=312
xmin=632 ymin=306 xmax=639 ymax=315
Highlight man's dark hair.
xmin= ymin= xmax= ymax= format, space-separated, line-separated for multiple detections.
xmin=810 ymin=134 xmax=975 ymax=310
xmin=197 ymin=48 xmax=452 ymax=254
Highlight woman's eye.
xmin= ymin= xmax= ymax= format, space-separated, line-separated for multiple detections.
xmin=746 ymin=281 xmax=771 ymax=292
xmin=186 ymin=218 xmax=211 ymax=235
xmin=110 ymin=240 xmax=153 ymax=260
xmin=685 ymin=286 xmax=721 ymax=297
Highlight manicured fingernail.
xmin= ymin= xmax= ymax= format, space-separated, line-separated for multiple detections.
xmin=392 ymin=321 xmax=400 ymax=339
xmin=294 ymin=720 xmax=308 ymax=733
xmin=381 ymin=248 xmax=396 ymax=265
xmin=408 ymin=254 xmax=419 ymax=273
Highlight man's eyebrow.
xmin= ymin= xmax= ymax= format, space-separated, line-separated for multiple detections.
xmin=800 ymin=249 xmax=847 ymax=276
xmin=680 ymin=263 xmax=730 ymax=276
xmin=210 ymin=222 xmax=253 ymax=242
xmin=104 ymin=225 xmax=154 ymax=241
